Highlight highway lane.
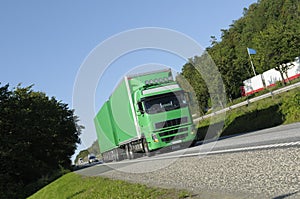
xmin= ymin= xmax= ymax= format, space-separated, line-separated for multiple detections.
xmin=165 ymin=122 xmax=300 ymax=157
xmin=75 ymin=122 xmax=300 ymax=176
xmin=75 ymin=122 xmax=300 ymax=198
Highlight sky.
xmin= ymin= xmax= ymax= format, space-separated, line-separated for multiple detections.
xmin=0 ymin=0 xmax=257 ymax=160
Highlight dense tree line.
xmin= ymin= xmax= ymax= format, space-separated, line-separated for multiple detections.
xmin=0 ymin=84 xmax=82 ymax=198
xmin=180 ymin=0 xmax=300 ymax=114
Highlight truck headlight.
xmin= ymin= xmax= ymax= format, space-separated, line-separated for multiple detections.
xmin=152 ymin=134 xmax=159 ymax=142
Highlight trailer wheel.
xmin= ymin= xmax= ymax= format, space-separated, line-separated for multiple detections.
xmin=142 ymin=138 xmax=151 ymax=157
xmin=103 ymin=152 xmax=110 ymax=162
xmin=128 ymin=144 xmax=135 ymax=159
xmin=125 ymin=144 xmax=131 ymax=160
xmin=125 ymin=143 xmax=135 ymax=160
xmin=113 ymin=149 xmax=119 ymax=162
xmin=102 ymin=153 xmax=107 ymax=162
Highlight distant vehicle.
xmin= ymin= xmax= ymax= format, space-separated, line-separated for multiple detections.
xmin=78 ymin=158 xmax=84 ymax=165
xmin=88 ymin=154 xmax=98 ymax=163
xmin=94 ymin=68 xmax=196 ymax=162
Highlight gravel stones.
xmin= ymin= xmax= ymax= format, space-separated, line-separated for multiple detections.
xmin=98 ymin=147 xmax=300 ymax=198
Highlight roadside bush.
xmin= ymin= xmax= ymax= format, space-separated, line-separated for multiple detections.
xmin=195 ymin=89 xmax=299 ymax=142
xmin=281 ymin=92 xmax=300 ymax=123
xmin=0 ymin=84 xmax=82 ymax=199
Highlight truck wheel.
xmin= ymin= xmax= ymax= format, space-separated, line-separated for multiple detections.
xmin=125 ymin=144 xmax=135 ymax=160
xmin=108 ymin=151 xmax=113 ymax=162
xmin=142 ymin=138 xmax=151 ymax=157
xmin=102 ymin=153 xmax=106 ymax=162
xmin=113 ymin=148 xmax=119 ymax=162
xmin=103 ymin=152 xmax=109 ymax=162
xmin=125 ymin=144 xmax=131 ymax=160
xmin=128 ymin=144 xmax=135 ymax=159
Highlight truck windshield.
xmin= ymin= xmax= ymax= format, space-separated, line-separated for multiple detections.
xmin=143 ymin=91 xmax=187 ymax=114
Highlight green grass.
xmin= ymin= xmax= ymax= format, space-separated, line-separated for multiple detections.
xmin=28 ymin=172 xmax=191 ymax=199
xmin=195 ymin=88 xmax=300 ymax=140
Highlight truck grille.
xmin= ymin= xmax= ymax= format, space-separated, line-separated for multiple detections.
xmin=155 ymin=117 xmax=188 ymax=129
xmin=159 ymin=127 xmax=188 ymax=143
xmin=161 ymin=132 xmax=188 ymax=143
xmin=159 ymin=127 xmax=188 ymax=137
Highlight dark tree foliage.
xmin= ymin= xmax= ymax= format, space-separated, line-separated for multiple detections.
xmin=181 ymin=0 xmax=300 ymax=110
xmin=177 ymin=62 xmax=209 ymax=115
xmin=0 ymin=84 xmax=82 ymax=198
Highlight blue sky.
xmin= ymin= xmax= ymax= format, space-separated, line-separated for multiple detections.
xmin=0 ymin=0 xmax=257 ymax=159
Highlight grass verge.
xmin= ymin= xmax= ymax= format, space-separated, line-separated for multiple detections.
xmin=28 ymin=172 xmax=191 ymax=199
xmin=195 ymin=88 xmax=300 ymax=140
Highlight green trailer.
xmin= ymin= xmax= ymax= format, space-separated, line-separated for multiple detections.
xmin=94 ymin=68 xmax=196 ymax=162
xmin=94 ymin=102 xmax=118 ymax=158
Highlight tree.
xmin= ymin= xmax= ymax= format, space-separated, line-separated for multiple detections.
xmin=253 ymin=22 xmax=300 ymax=84
xmin=191 ymin=53 xmax=227 ymax=109
xmin=275 ymin=62 xmax=294 ymax=84
xmin=194 ymin=0 xmax=300 ymax=100
xmin=0 ymin=84 xmax=83 ymax=199
xmin=178 ymin=62 xmax=209 ymax=115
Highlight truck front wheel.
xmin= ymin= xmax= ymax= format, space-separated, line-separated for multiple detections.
xmin=142 ymin=138 xmax=151 ymax=157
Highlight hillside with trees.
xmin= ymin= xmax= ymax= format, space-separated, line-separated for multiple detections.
xmin=180 ymin=0 xmax=300 ymax=114
xmin=0 ymin=84 xmax=83 ymax=199
xmin=74 ymin=140 xmax=100 ymax=164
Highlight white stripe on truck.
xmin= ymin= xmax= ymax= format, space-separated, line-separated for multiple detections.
xmin=142 ymin=84 xmax=180 ymax=95
xmin=124 ymin=76 xmax=141 ymax=138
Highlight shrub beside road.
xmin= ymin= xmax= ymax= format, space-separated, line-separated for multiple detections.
xmin=195 ymin=88 xmax=300 ymax=140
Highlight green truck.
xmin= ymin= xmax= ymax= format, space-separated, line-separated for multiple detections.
xmin=94 ymin=69 xmax=196 ymax=162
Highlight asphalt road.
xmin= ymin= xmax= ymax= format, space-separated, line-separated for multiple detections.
xmin=166 ymin=122 xmax=300 ymax=157
xmin=75 ymin=122 xmax=300 ymax=198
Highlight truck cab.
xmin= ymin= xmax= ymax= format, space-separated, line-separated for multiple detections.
xmin=135 ymin=83 xmax=195 ymax=152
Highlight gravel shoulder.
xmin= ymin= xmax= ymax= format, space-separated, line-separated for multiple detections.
xmin=97 ymin=147 xmax=300 ymax=199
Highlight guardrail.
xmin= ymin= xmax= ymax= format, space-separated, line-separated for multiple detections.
xmin=193 ymin=81 xmax=300 ymax=123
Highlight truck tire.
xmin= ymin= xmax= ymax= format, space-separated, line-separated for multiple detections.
xmin=103 ymin=152 xmax=109 ymax=162
xmin=128 ymin=143 xmax=135 ymax=159
xmin=113 ymin=149 xmax=119 ymax=162
xmin=125 ymin=144 xmax=131 ymax=160
xmin=142 ymin=138 xmax=151 ymax=157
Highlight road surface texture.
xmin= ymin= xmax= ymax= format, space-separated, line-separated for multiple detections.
xmin=76 ymin=123 xmax=300 ymax=198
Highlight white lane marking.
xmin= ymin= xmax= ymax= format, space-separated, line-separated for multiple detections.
xmin=100 ymin=141 xmax=300 ymax=166
xmin=192 ymin=141 xmax=300 ymax=156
